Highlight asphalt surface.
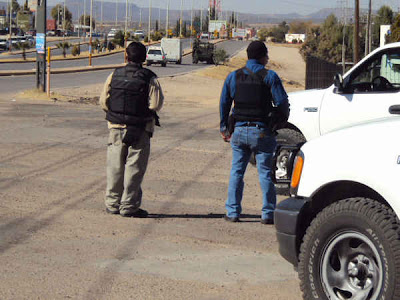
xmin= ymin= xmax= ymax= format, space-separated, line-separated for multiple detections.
xmin=0 ymin=40 xmax=249 ymax=95
xmin=0 ymin=38 xmax=194 ymax=70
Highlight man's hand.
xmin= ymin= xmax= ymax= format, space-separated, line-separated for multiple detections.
xmin=221 ymin=131 xmax=231 ymax=142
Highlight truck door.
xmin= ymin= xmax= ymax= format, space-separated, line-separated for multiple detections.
xmin=319 ymin=48 xmax=400 ymax=135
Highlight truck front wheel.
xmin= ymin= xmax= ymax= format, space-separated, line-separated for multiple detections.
xmin=299 ymin=198 xmax=400 ymax=300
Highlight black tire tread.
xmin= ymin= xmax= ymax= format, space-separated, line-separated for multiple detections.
xmin=298 ymin=197 xmax=400 ymax=299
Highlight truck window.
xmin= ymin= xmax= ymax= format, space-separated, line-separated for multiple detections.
xmin=348 ymin=49 xmax=400 ymax=92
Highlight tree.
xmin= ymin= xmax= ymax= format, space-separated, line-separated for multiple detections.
xmin=14 ymin=42 xmax=30 ymax=60
xmin=269 ymin=21 xmax=289 ymax=43
xmin=51 ymin=4 xmax=73 ymax=30
xmin=174 ymin=20 xmax=180 ymax=37
xmin=56 ymin=42 xmax=71 ymax=58
xmin=113 ymin=30 xmax=125 ymax=47
xmin=389 ymin=14 xmax=400 ymax=42
xmin=155 ymin=20 xmax=159 ymax=32
xmin=372 ymin=6 xmax=394 ymax=49
xmin=289 ymin=21 xmax=313 ymax=34
xmin=79 ymin=15 xmax=96 ymax=30
xmin=300 ymin=14 xmax=349 ymax=63
xmin=7 ymin=0 xmax=20 ymax=13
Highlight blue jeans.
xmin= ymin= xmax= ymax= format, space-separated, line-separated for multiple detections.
xmin=226 ymin=126 xmax=277 ymax=220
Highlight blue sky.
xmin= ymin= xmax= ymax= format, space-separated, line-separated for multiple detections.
xmin=39 ymin=0 xmax=400 ymax=16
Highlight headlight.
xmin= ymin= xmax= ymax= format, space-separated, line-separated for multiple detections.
xmin=290 ymin=152 xmax=304 ymax=194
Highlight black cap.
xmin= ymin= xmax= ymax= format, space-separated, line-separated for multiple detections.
xmin=126 ymin=41 xmax=146 ymax=63
xmin=247 ymin=41 xmax=268 ymax=60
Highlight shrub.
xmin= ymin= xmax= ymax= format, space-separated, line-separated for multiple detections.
xmin=71 ymin=44 xmax=81 ymax=56
xmin=213 ymin=48 xmax=229 ymax=65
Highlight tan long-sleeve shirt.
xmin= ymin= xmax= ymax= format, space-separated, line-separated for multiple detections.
xmin=100 ymin=69 xmax=164 ymax=132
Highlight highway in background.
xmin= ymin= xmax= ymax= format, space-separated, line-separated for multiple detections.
xmin=0 ymin=39 xmax=195 ymax=71
xmin=0 ymin=40 xmax=249 ymax=95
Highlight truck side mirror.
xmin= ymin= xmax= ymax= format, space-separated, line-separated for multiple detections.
xmin=334 ymin=73 xmax=344 ymax=93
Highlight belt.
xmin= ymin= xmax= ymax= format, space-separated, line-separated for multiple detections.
xmin=242 ymin=122 xmax=266 ymax=128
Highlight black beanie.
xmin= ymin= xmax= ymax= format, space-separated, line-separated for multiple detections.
xmin=126 ymin=41 xmax=146 ymax=63
xmin=247 ymin=41 xmax=268 ymax=60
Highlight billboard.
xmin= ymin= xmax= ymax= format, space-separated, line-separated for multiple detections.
xmin=208 ymin=20 xmax=227 ymax=33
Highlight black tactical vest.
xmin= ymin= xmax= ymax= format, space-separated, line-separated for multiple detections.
xmin=234 ymin=67 xmax=273 ymax=122
xmin=106 ymin=64 xmax=156 ymax=126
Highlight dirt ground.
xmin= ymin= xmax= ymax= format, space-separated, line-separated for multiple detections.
xmin=0 ymin=43 xmax=304 ymax=299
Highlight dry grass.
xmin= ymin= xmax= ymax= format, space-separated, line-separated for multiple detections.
xmin=16 ymin=89 xmax=65 ymax=101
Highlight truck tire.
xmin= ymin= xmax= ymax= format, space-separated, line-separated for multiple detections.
xmin=298 ymin=198 xmax=400 ymax=300
xmin=162 ymin=62 xmax=166 ymax=67
xmin=176 ymin=59 xmax=182 ymax=65
xmin=275 ymin=128 xmax=306 ymax=195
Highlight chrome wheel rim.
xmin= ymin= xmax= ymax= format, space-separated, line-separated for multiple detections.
xmin=321 ymin=231 xmax=383 ymax=300
xmin=275 ymin=149 xmax=289 ymax=179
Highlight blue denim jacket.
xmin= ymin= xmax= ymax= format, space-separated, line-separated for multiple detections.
xmin=219 ymin=59 xmax=288 ymax=132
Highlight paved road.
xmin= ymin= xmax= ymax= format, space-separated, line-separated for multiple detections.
xmin=0 ymin=40 xmax=249 ymax=95
xmin=0 ymin=39 xmax=194 ymax=70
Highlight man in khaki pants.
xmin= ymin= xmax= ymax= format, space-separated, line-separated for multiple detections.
xmin=100 ymin=42 xmax=164 ymax=217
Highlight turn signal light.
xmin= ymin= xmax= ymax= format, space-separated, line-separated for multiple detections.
xmin=291 ymin=155 xmax=304 ymax=189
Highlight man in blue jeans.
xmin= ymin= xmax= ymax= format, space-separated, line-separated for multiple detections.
xmin=219 ymin=41 xmax=289 ymax=224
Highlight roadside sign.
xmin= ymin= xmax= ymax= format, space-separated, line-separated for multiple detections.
xmin=36 ymin=33 xmax=45 ymax=54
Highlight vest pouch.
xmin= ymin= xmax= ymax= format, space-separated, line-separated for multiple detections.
xmin=122 ymin=125 xmax=145 ymax=146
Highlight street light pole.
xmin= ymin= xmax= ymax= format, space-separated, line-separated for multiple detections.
xmin=115 ymin=0 xmax=118 ymax=27
xmin=179 ymin=0 xmax=183 ymax=37
xmin=148 ymin=0 xmax=152 ymax=45
xmin=165 ymin=0 xmax=169 ymax=35
xmin=354 ymin=0 xmax=360 ymax=63
xmin=63 ymin=0 xmax=66 ymax=40
xmin=84 ymin=0 xmax=86 ymax=41
xmin=8 ymin=0 xmax=12 ymax=52
xmin=89 ymin=0 xmax=93 ymax=66
xmin=124 ymin=0 xmax=128 ymax=63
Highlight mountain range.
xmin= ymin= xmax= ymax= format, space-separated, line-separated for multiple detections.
xmin=0 ymin=2 xmax=355 ymax=26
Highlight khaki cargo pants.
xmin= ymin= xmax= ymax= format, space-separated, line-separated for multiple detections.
xmin=105 ymin=128 xmax=150 ymax=215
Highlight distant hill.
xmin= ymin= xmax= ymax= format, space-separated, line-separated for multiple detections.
xmin=0 ymin=2 xmax=366 ymax=26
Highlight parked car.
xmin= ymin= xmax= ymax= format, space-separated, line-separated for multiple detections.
xmin=107 ymin=30 xmax=117 ymax=39
xmin=274 ymin=41 xmax=400 ymax=194
xmin=134 ymin=30 xmax=145 ymax=39
xmin=274 ymin=117 xmax=400 ymax=299
xmin=146 ymin=46 xmax=167 ymax=67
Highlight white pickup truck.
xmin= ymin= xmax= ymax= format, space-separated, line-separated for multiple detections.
xmin=276 ymin=42 xmax=400 ymax=187
xmin=274 ymin=117 xmax=400 ymax=300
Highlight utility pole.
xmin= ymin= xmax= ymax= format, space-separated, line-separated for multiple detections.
xmin=115 ymin=0 xmax=118 ymax=27
xmin=190 ymin=0 xmax=193 ymax=45
xmin=158 ymin=7 xmax=161 ymax=32
xmin=125 ymin=0 xmax=128 ymax=34
xmin=367 ymin=0 xmax=372 ymax=53
xmin=354 ymin=0 xmax=360 ymax=63
xmin=89 ymin=0 xmax=93 ymax=66
xmin=84 ymin=0 xmax=86 ymax=40
xmin=124 ymin=0 xmax=128 ymax=63
xmin=63 ymin=0 xmax=66 ymax=40
xmin=101 ymin=0 xmax=103 ymax=30
xmin=139 ymin=8 xmax=142 ymax=29
xmin=180 ymin=0 xmax=183 ymax=37
xmin=8 ymin=0 xmax=12 ymax=52
xmin=200 ymin=6 xmax=203 ymax=33
xmin=166 ymin=0 xmax=169 ymax=35
xmin=77 ymin=0 xmax=80 ymax=38
xmin=148 ymin=0 xmax=152 ymax=44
